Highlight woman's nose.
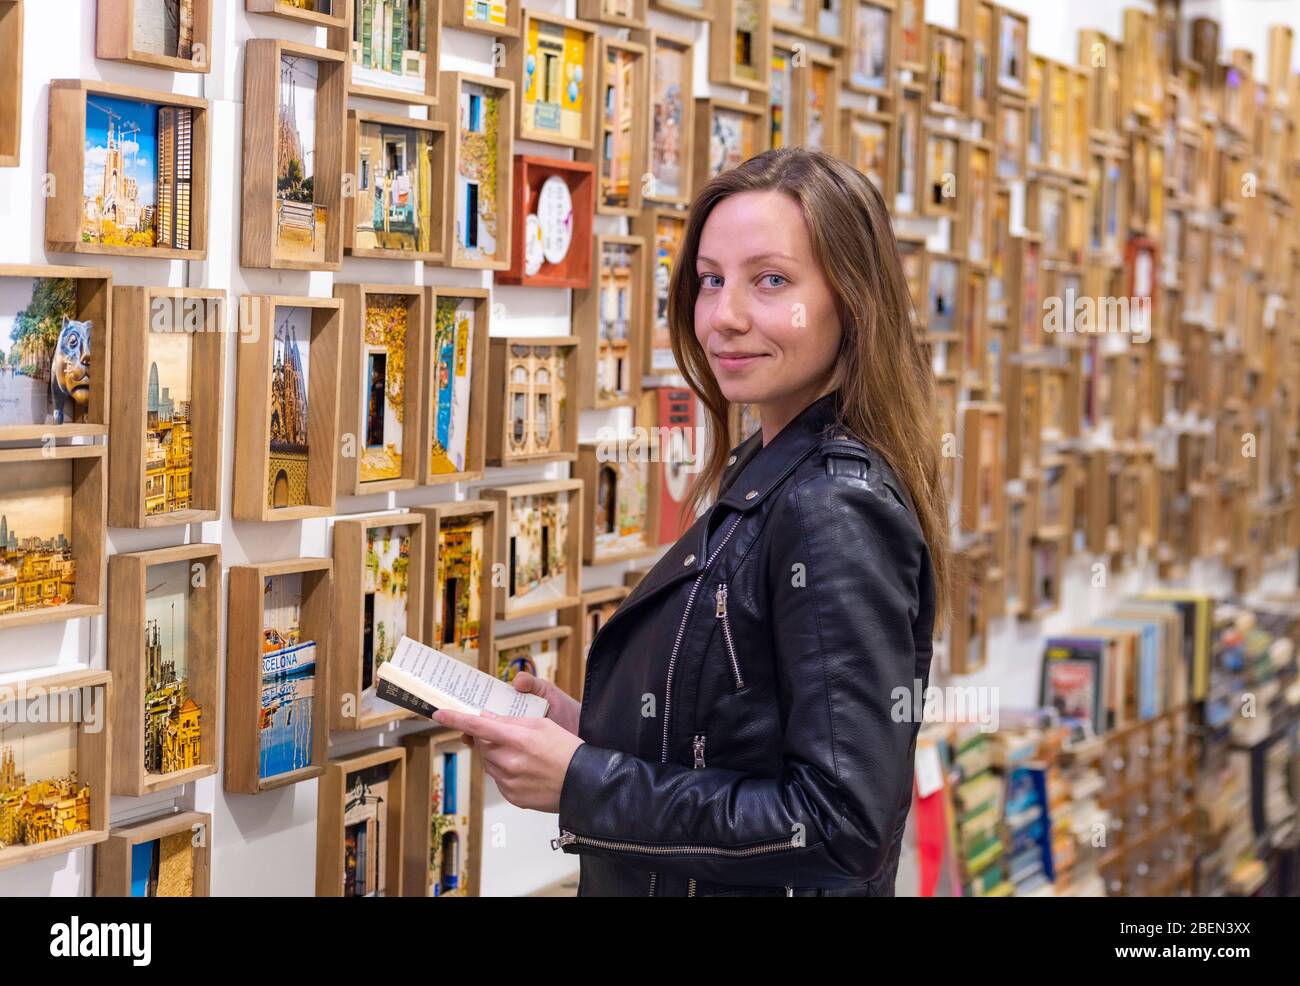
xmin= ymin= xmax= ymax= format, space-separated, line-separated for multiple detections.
xmin=709 ymin=283 xmax=749 ymax=333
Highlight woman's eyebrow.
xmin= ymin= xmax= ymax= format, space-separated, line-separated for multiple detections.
xmin=696 ymin=252 xmax=798 ymax=267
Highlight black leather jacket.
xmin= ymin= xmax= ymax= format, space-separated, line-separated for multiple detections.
xmin=554 ymin=392 xmax=937 ymax=896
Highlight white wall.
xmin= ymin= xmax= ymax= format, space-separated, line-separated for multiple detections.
xmin=0 ymin=0 xmax=1296 ymax=897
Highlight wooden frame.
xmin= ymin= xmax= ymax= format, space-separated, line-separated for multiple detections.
xmin=926 ymin=25 xmax=967 ymax=117
xmin=894 ymin=82 xmax=923 ymax=217
xmin=575 ymin=440 xmax=657 ymax=565
xmin=493 ymin=624 xmax=576 ymax=693
xmin=948 ymin=543 xmax=988 ymax=674
xmin=576 ymin=37 xmax=650 ymax=215
xmin=795 ymin=51 xmax=842 ymax=155
xmin=994 ymin=94 xmax=1028 ymax=181
xmin=107 ymin=543 xmax=220 ymax=796
xmin=959 ymin=0 xmax=995 ymax=120
xmin=992 ymin=5 xmax=1028 ymax=96
xmin=224 ymin=557 xmax=332 ymax=795
xmin=640 ymin=30 xmax=696 ymax=208
xmin=0 ymin=445 xmax=106 ymax=630
xmin=329 ymin=0 xmax=440 ymax=106
xmin=631 ymin=206 xmax=687 ymax=377
xmin=1027 ymin=532 xmax=1065 ymax=620
xmin=1121 ymin=7 xmax=1161 ymax=125
xmin=925 ymin=251 xmax=963 ymax=343
xmin=0 ymin=0 xmax=21 ymax=166
xmin=1004 ymin=489 xmax=1031 ymax=619
xmin=0 ymin=264 xmax=110 ymax=442
xmin=0 ymin=668 xmax=111 ymax=872
xmin=46 ymin=80 xmax=210 ymax=259
xmin=562 ymin=585 xmax=630 ymax=698
xmin=897 ymin=0 xmax=924 ymax=73
xmin=579 ymin=0 xmax=646 ymax=31
xmin=95 ymin=810 xmax=211 ymax=897
xmin=573 ymin=234 xmax=646 ymax=410
xmin=316 ymin=745 xmax=405 ymax=897
xmin=505 ymin=10 xmax=599 ymax=149
xmin=693 ymin=97 xmax=767 ymax=192
xmin=1037 ymin=453 xmax=1076 ymax=539
xmin=333 ymin=284 xmax=423 ymax=496
xmin=485 ymin=336 xmax=580 ymax=466
xmin=480 ymin=479 xmax=584 ymax=621
xmin=330 ymin=511 xmax=425 ymax=732
xmin=402 ymin=728 xmax=484 ymax=897
xmin=845 ymin=0 xmax=897 ymax=100
xmin=961 ymin=265 xmax=988 ymax=392
xmin=244 ymin=0 xmax=347 ymax=28
xmin=413 ymin=498 xmax=498 ymax=674
xmin=1026 ymin=54 xmax=1047 ymax=170
xmin=897 ymin=232 xmax=926 ymax=329
xmin=708 ymin=0 xmax=770 ymax=93
xmin=432 ymin=71 xmax=516 ymax=271
xmin=232 ymin=295 xmax=342 ymax=523
xmin=241 ymin=39 xmax=346 ymax=270
xmin=960 ymin=402 xmax=1005 ymax=534
xmin=343 ymin=110 xmax=448 ymax=262
xmin=839 ymin=108 xmax=895 ymax=204
xmin=420 ymin=287 xmax=490 ymax=486
xmin=497 ymin=155 xmax=596 ymax=287
xmin=108 ymin=286 xmax=223 ymax=528
xmin=1079 ymin=29 xmax=1122 ymax=142
xmin=441 ymin=0 xmax=521 ymax=37
xmin=96 ymin=0 xmax=213 ymax=73
xmin=651 ymin=0 xmax=710 ymax=21
xmin=959 ymin=138 xmax=993 ymax=267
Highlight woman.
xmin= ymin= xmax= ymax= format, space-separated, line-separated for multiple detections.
xmin=435 ymin=148 xmax=950 ymax=896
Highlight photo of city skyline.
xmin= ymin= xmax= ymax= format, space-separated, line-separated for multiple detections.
xmin=145 ymin=326 xmax=194 ymax=517
xmin=0 ymin=460 xmax=76 ymax=617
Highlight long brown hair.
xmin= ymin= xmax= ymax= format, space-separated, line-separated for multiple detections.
xmin=667 ymin=147 xmax=951 ymax=625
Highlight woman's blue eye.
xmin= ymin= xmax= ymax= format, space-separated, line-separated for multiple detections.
xmin=761 ymin=274 xmax=787 ymax=288
xmin=699 ymin=273 xmax=722 ymax=288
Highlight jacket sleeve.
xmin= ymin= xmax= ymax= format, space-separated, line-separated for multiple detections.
xmin=555 ymin=464 xmax=934 ymax=888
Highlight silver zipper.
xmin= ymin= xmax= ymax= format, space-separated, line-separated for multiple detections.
xmin=552 ymin=829 xmax=800 ymax=857
xmin=714 ymin=584 xmax=746 ymax=689
xmin=693 ymin=733 xmax=706 ymax=768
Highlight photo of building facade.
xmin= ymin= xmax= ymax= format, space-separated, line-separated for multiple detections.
xmin=0 ymin=462 xmax=76 ymax=617
xmin=144 ymin=331 xmax=194 ymax=516
xmin=354 ymin=121 xmax=436 ymax=253
xmin=267 ymin=307 xmax=311 ymax=509
xmin=349 ymin=0 xmax=429 ymax=95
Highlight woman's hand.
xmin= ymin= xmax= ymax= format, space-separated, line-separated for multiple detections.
xmin=455 ymin=672 xmax=581 ymax=749
xmin=432 ymin=706 xmax=584 ymax=814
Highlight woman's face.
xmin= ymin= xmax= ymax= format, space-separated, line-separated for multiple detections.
xmin=694 ymin=190 xmax=843 ymax=426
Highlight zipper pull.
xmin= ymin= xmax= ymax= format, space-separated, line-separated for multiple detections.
xmin=715 ymin=584 xmax=727 ymax=618
xmin=550 ymin=830 xmax=577 ymax=850
xmin=693 ymin=733 xmax=706 ymax=768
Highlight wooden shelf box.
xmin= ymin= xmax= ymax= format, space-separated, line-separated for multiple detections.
xmin=576 ymin=37 xmax=650 ymax=216
xmin=506 ymin=11 xmax=599 ymax=149
xmin=108 ymin=286 xmax=224 ymax=528
xmin=107 ymin=543 xmax=221 ymax=796
xmin=344 ymin=110 xmax=448 ymax=262
xmin=573 ymin=234 xmax=646 ymax=410
xmin=0 ymin=668 xmax=111 ymax=872
xmin=0 ymin=0 xmax=22 ymax=167
xmin=233 ymin=295 xmax=342 ymax=523
xmin=0 ymin=264 xmax=111 ymax=442
xmin=630 ymin=206 xmax=688 ymax=376
xmin=708 ymin=0 xmax=771 ymax=93
xmin=329 ymin=0 xmax=440 ymax=107
xmin=839 ymin=109 xmax=896 ymax=203
xmin=441 ymin=0 xmax=521 ymax=38
xmin=333 ymin=284 xmax=423 ymax=496
xmin=575 ymin=440 xmax=657 ymax=565
xmin=224 ymin=558 xmax=332 ymax=795
xmin=493 ymin=624 xmax=576 ymax=693
xmin=561 ymin=585 xmax=629 ymax=699
xmin=949 ymin=544 xmax=988 ymax=674
xmin=412 ymin=499 xmax=498 ymax=676
xmin=420 ymin=287 xmax=490 ymax=486
xmin=432 ymin=71 xmax=516 ymax=271
xmin=316 ymin=745 xmax=405 ymax=897
xmin=484 ymin=336 xmax=579 ymax=467
xmin=578 ymin=0 xmax=646 ymax=29
xmin=642 ymin=31 xmax=695 ymax=208
xmin=496 ymin=155 xmax=596 ymax=288
xmin=46 ymin=80 xmax=210 ymax=259
xmin=693 ymin=97 xmax=768 ymax=192
xmin=244 ymin=0 xmax=347 ymax=29
xmin=402 ymin=728 xmax=483 ymax=897
xmin=480 ymin=479 xmax=584 ymax=620
xmin=0 ymin=445 xmax=106 ymax=631
xmin=241 ymin=39 xmax=346 ymax=270
xmin=96 ymin=0 xmax=214 ymax=73
xmin=330 ymin=511 xmax=426 ymax=732
xmin=95 ymin=809 xmax=211 ymax=897
xmin=960 ymin=402 xmax=1005 ymax=534
xmin=844 ymin=0 xmax=898 ymax=100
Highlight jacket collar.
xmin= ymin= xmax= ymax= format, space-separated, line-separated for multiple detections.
xmin=716 ymin=392 xmax=848 ymax=512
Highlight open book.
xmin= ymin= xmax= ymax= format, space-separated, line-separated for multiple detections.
xmin=376 ymin=636 xmax=550 ymax=720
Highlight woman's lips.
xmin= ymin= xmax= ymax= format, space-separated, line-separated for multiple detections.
xmin=714 ymin=352 xmax=768 ymax=370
